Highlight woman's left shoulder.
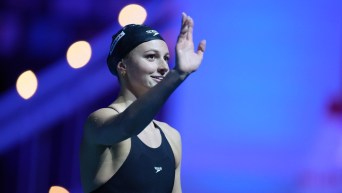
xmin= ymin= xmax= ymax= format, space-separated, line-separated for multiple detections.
xmin=154 ymin=120 xmax=181 ymax=142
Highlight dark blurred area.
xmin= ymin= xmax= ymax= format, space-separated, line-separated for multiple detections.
xmin=0 ymin=1 xmax=179 ymax=192
xmin=1 ymin=0 xmax=341 ymax=192
xmin=0 ymin=1 xmax=119 ymax=191
xmin=0 ymin=0 xmax=132 ymax=93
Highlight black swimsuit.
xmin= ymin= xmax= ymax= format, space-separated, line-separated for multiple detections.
xmin=91 ymin=123 xmax=176 ymax=193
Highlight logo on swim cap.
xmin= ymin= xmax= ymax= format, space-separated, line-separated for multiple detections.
xmin=109 ymin=31 xmax=125 ymax=55
xmin=107 ymin=25 xmax=165 ymax=76
xmin=146 ymin=30 xmax=159 ymax=36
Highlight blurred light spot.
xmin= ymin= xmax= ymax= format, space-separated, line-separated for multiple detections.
xmin=66 ymin=41 xmax=92 ymax=69
xmin=16 ymin=70 xmax=38 ymax=100
xmin=118 ymin=4 xmax=147 ymax=26
xmin=49 ymin=186 xmax=69 ymax=193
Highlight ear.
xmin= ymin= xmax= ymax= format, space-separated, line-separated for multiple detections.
xmin=116 ymin=59 xmax=127 ymax=75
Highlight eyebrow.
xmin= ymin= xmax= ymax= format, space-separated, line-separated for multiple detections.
xmin=144 ymin=49 xmax=169 ymax=55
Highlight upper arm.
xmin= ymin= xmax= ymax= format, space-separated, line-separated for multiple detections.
xmin=172 ymin=130 xmax=182 ymax=193
xmin=172 ymin=161 xmax=182 ymax=193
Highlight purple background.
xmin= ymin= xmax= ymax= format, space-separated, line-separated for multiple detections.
xmin=0 ymin=0 xmax=342 ymax=193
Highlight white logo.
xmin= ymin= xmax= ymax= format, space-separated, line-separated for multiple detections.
xmin=146 ymin=30 xmax=159 ymax=36
xmin=154 ymin=166 xmax=162 ymax=173
xmin=109 ymin=31 xmax=125 ymax=55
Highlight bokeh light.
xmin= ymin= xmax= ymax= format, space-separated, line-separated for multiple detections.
xmin=118 ymin=4 xmax=147 ymax=26
xmin=66 ymin=41 xmax=92 ymax=69
xmin=16 ymin=70 xmax=38 ymax=100
xmin=48 ymin=186 xmax=69 ymax=193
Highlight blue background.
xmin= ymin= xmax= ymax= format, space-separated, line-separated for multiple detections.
xmin=0 ymin=0 xmax=341 ymax=193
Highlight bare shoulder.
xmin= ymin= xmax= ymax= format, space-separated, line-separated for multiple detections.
xmin=154 ymin=120 xmax=181 ymax=142
xmin=85 ymin=107 xmax=119 ymax=129
xmin=86 ymin=108 xmax=118 ymax=124
xmin=83 ymin=107 xmax=119 ymax=143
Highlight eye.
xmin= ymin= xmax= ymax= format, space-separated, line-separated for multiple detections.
xmin=164 ymin=55 xmax=170 ymax=62
xmin=146 ymin=54 xmax=156 ymax=61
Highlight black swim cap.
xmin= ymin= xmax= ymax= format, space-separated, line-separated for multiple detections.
xmin=107 ymin=24 xmax=165 ymax=76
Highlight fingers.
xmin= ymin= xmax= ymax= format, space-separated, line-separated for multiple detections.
xmin=178 ymin=12 xmax=193 ymax=41
xmin=178 ymin=13 xmax=186 ymax=37
xmin=187 ymin=16 xmax=194 ymax=41
xmin=178 ymin=13 xmax=187 ymax=40
xmin=197 ymin=40 xmax=206 ymax=56
xmin=181 ymin=12 xmax=186 ymax=26
xmin=178 ymin=12 xmax=207 ymax=58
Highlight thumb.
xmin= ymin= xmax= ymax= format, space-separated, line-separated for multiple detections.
xmin=197 ymin=40 xmax=206 ymax=56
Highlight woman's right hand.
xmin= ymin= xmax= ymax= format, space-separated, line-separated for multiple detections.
xmin=175 ymin=13 xmax=206 ymax=75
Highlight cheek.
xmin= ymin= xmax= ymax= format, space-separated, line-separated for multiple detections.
xmin=127 ymin=63 xmax=156 ymax=81
xmin=143 ymin=61 xmax=158 ymax=72
xmin=135 ymin=62 xmax=157 ymax=74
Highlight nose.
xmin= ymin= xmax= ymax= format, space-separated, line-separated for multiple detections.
xmin=157 ymin=60 xmax=169 ymax=75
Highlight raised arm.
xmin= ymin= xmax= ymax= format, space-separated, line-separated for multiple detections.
xmin=84 ymin=13 xmax=206 ymax=146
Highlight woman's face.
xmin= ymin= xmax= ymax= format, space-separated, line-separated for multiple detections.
xmin=123 ymin=39 xmax=170 ymax=96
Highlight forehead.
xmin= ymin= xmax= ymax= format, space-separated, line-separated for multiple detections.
xmin=131 ymin=40 xmax=169 ymax=54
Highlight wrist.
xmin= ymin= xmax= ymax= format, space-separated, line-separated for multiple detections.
xmin=171 ymin=68 xmax=190 ymax=81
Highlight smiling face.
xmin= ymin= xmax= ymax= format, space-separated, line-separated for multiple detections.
xmin=119 ymin=39 xmax=170 ymax=97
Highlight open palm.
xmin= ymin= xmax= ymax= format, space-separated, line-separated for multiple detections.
xmin=175 ymin=13 xmax=206 ymax=74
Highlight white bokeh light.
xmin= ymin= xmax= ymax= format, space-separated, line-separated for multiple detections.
xmin=16 ymin=70 xmax=38 ymax=100
xmin=66 ymin=41 xmax=92 ymax=69
xmin=118 ymin=4 xmax=147 ymax=26
xmin=49 ymin=186 xmax=69 ymax=193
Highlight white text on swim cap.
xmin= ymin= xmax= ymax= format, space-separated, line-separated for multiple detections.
xmin=109 ymin=31 xmax=125 ymax=55
xmin=146 ymin=30 xmax=159 ymax=36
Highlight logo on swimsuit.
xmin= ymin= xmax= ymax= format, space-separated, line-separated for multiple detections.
xmin=146 ymin=30 xmax=159 ymax=36
xmin=154 ymin=167 xmax=162 ymax=173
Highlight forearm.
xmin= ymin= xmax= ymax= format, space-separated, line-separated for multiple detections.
xmin=120 ymin=69 xmax=187 ymax=132
xmin=97 ymin=69 xmax=188 ymax=144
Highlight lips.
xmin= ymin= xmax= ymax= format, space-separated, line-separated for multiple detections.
xmin=151 ymin=75 xmax=164 ymax=82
